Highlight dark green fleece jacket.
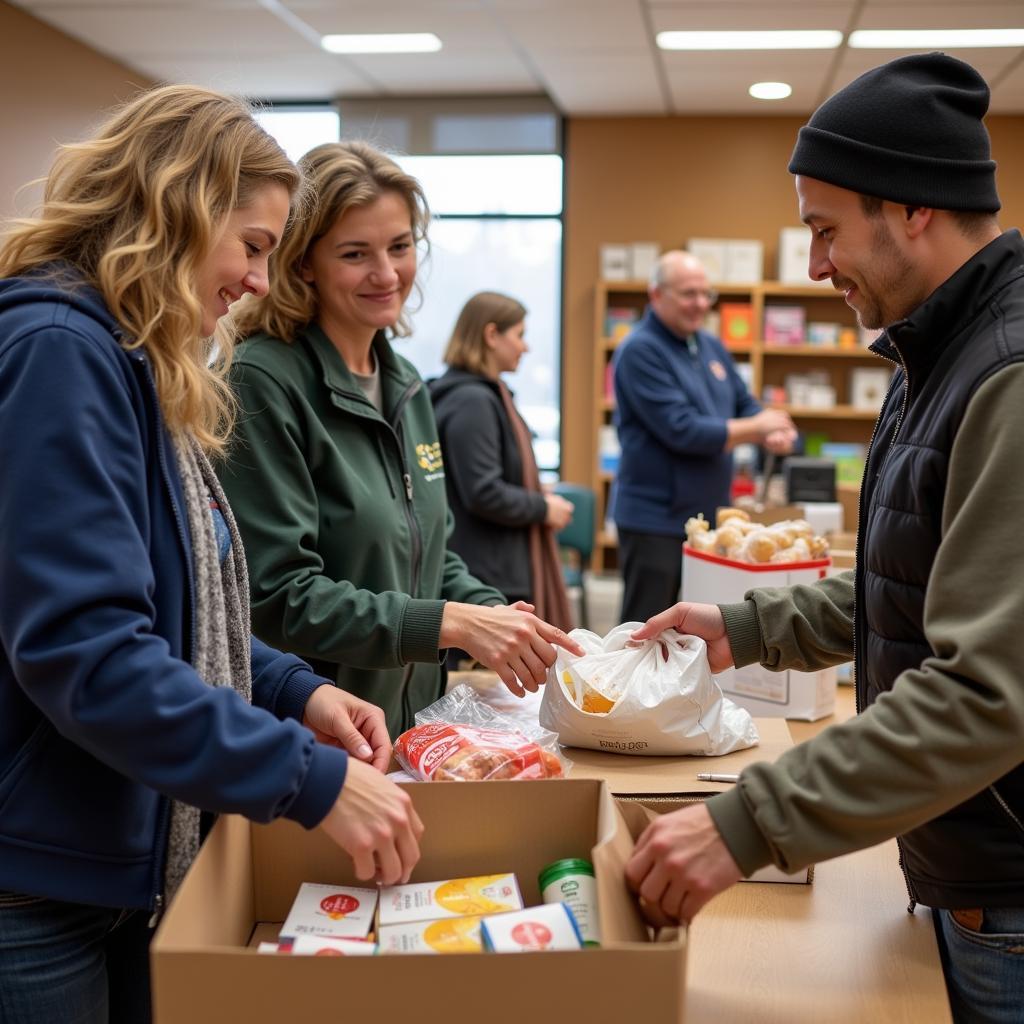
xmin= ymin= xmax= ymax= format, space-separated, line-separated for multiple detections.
xmin=221 ymin=324 xmax=503 ymax=737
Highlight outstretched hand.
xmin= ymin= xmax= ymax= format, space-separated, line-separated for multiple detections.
xmin=441 ymin=600 xmax=585 ymax=696
xmin=630 ymin=601 xmax=735 ymax=673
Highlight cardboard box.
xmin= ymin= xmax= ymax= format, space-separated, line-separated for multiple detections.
xmin=568 ymin=717 xmax=811 ymax=884
xmin=682 ymin=546 xmax=836 ymax=721
xmin=151 ymin=780 xmax=686 ymax=1024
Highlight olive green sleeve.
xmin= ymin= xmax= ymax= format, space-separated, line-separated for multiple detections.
xmin=707 ymin=364 xmax=1024 ymax=875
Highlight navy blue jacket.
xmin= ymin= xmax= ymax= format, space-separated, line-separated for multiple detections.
xmin=0 ymin=273 xmax=348 ymax=911
xmin=612 ymin=309 xmax=761 ymax=536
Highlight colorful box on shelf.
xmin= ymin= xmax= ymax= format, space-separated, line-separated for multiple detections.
xmin=806 ymin=321 xmax=841 ymax=347
xmin=849 ymin=367 xmax=892 ymax=410
xmin=763 ymin=305 xmax=806 ymax=345
xmin=603 ymin=306 xmax=639 ymax=341
xmin=719 ymin=302 xmax=755 ymax=345
xmin=821 ymin=442 xmax=866 ymax=486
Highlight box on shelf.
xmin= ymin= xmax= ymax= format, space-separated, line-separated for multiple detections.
xmin=849 ymin=367 xmax=892 ymax=410
xmin=703 ymin=308 xmax=721 ymax=337
xmin=763 ymin=305 xmax=806 ymax=345
xmin=600 ymin=244 xmax=631 ymax=281
xmin=806 ymin=321 xmax=841 ymax=347
xmin=785 ymin=371 xmax=835 ymax=409
xmin=597 ymin=425 xmax=620 ymax=473
xmin=821 ymin=442 xmax=866 ymax=486
xmin=719 ymin=302 xmax=755 ymax=345
xmin=687 ymin=238 xmax=763 ymax=283
xmin=603 ymin=306 xmax=639 ymax=342
xmin=152 ymin=780 xmax=685 ymax=1024
xmin=630 ymin=242 xmax=660 ymax=281
xmin=778 ymin=226 xmax=830 ymax=286
xmin=682 ymin=546 xmax=836 ymax=721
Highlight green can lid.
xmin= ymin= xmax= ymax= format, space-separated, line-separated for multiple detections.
xmin=538 ymin=857 xmax=595 ymax=890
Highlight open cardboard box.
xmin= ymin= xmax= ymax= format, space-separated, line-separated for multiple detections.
xmin=568 ymin=718 xmax=812 ymax=884
xmin=151 ymin=779 xmax=687 ymax=1024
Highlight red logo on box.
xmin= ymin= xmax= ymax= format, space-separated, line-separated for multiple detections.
xmin=320 ymin=893 xmax=359 ymax=917
xmin=511 ymin=922 xmax=552 ymax=950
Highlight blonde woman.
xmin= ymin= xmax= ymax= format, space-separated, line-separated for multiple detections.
xmin=0 ymin=88 xmax=420 ymax=1023
xmin=429 ymin=291 xmax=574 ymax=632
xmin=223 ymin=142 xmax=582 ymax=737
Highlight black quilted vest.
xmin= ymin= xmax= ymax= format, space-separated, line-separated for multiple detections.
xmin=856 ymin=229 xmax=1024 ymax=909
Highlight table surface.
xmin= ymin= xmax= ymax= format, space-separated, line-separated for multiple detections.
xmin=447 ymin=673 xmax=952 ymax=1023
xmin=686 ymin=685 xmax=952 ymax=1023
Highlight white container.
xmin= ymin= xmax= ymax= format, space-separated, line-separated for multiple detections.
xmin=481 ymin=903 xmax=584 ymax=953
xmin=539 ymin=858 xmax=601 ymax=946
xmin=278 ymin=882 xmax=378 ymax=941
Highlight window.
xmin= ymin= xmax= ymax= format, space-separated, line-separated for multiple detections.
xmin=255 ymin=107 xmax=564 ymax=470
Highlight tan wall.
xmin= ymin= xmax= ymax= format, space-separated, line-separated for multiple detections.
xmin=0 ymin=1 xmax=152 ymax=220
xmin=562 ymin=114 xmax=1024 ymax=483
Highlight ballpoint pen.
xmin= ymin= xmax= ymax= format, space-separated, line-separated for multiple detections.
xmin=696 ymin=772 xmax=740 ymax=783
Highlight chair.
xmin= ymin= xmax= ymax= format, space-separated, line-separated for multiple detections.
xmin=551 ymin=482 xmax=596 ymax=630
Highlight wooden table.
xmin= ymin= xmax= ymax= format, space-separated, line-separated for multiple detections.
xmin=685 ymin=685 xmax=952 ymax=1022
xmin=448 ymin=673 xmax=952 ymax=1022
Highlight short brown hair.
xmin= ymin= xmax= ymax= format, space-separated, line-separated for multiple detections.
xmin=443 ymin=291 xmax=527 ymax=376
xmin=858 ymin=192 xmax=997 ymax=240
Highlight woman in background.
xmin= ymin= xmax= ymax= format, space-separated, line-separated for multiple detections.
xmin=223 ymin=143 xmax=581 ymax=738
xmin=430 ymin=291 xmax=573 ymax=632
xmin=0 ymin=88 xmax=419 ymax=1024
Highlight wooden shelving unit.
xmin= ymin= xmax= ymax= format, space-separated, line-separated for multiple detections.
xmin=592 ymin=280 xmax=884 ymax=571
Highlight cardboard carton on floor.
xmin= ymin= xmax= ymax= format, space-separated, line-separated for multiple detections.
xmin=568 ymin=717 xmax=812 ymax=884
xmin=151 ymin=780 xmax=686 ymax=1024
xmin=682 ymin=545 xmax=837 ymax=721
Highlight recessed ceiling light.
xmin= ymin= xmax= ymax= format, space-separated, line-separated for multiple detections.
xmin=849 ymin=29 xmax=1024 ymax=48
xmin=656 ymin=30 xmax=842 ymax=51
xmin=321 ymin=33 xmax=442 ymax=54
xmin=749 ymin=81 xmax=793 ymax=100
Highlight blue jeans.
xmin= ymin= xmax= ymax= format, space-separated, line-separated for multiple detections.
xmin=0 ymin=890 xmax=152 ymax=1024
xmin=934 ymin=907 xmax=1024 ymax=1024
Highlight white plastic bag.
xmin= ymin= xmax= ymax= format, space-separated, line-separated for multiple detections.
xmin=539 ymin=624 xmax=759 ymax=756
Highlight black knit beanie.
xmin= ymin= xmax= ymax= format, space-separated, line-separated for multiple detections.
xmin=789 ymin=52 xmax=1000 ymax=212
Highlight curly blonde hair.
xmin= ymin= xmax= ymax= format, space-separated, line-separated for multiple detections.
xmin=233 ymin=140 xmax=429 ymax=344
xmin=0 ymin=84 xmax=301 ymax=453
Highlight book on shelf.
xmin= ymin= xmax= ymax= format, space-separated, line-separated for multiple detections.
xmin=603 ymin=361 xmax=614 ymax=401
xmin=806 ymin=321 xmax=841 ymax=347
xmin=598 ymin=425 xmax=621 ymax=473
xmin=604 ymin=306 xmax=639 ymax=341
xmin=785 ymin=371 xmax=835 ymax=408
xmin=763 ymin=305 xmax=806 ymax=345
xmin=821 ymin=442 xmax=866 ymax=485
xmin=778 ymin=226 xmax=830 ymax=286
xmin=719 ymin=302 xmax=754 ymax=345
xmin=600 ymin=244 xmax=631 ymax=281
xmin=686 ymin=238 xmax=763 ymax=283
xmin=849 ymin=367 xmax=892 ymax=410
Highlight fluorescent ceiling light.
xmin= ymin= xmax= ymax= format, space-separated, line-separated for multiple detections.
xmin=321 ymin=33 xmax=442 ymax=54
xmin=657 ymin=30 xmax=842 ymax=51
xmin=749 ymin=81 xmax=793 ymax=100
xmin=849 ymin=29 xmax=1024 ymax=48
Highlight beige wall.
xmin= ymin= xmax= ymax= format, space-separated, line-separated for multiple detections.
xmin=0 ymin=1 xmax=152 ymax=219
xmin=562 ymin=114 xmax=1024 ymax=482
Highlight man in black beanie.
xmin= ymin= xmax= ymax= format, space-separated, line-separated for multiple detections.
xmin=626 ymin=53 xmax=1024 ymax=1023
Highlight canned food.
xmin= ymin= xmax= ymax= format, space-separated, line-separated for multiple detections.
xmin=538 ymin=858 xmax=601 ymax=946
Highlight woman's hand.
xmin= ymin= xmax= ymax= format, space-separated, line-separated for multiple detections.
xmin=319 ymin=761 xmax=423 ymax=884
xmin=440 ymin=601 xmax=584 ymax=695
xmin=544 ymin=493 xmax=574 ymax=530
xmin=303 ymin=684 xmax=392 ymax=772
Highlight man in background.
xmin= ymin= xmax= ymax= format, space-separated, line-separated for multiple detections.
xmin=625 ymin=53 xmax=1023 ymax=1023
xmin=611 ymin=250 xmax=796 ymax=622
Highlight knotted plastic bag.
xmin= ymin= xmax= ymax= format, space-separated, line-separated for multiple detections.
xmin=539 ymin=624 xmax=759 ymax=756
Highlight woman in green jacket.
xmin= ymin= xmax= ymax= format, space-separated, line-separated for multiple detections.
xmin=222 ymin=141 xmax=580 ymax=736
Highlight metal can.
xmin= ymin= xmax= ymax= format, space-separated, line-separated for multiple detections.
xmin=538 ymin=857 xmax=601 ymax=946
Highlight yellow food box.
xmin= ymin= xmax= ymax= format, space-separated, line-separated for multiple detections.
xmin=378 ymin=916 xmax=483 ymax=954
xmin=378 ymin=874 xmax=522 ymax=926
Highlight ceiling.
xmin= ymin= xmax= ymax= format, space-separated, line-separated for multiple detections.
xmin=13 ymin=0 xmax=1024 ymax=115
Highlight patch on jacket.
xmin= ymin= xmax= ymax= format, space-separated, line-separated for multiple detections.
xmin=416 ymin=440 xmax=445 ymax=481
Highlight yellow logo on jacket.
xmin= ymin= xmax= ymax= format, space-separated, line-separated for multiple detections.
xmin=416 ymin=441 xmax=445 ymax=480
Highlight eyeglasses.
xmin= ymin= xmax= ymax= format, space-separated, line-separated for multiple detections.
xmin=664 ymin=286 xmax=719 ymax=305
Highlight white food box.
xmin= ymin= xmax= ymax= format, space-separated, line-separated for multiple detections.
xmin=378 ymin=874 xmax=522 ymax=926
xmin=278 ymin=882 xmax=378 ymax=940
xmin=725 ymin=239 xmax=764 ymax=283
xmin=778 ymin=226 xmax=831 ymax=286
xmin=630 ymin=242 xmax=660 ymax=280
xmin=481 ymin=903 xmax=584 ymax=953
xmin=686 ymin=238 xmax=728 ymax=282
xmin=289 ymin=935 xmax=377 ymax=956
xmin=378 ymin=916 xmax=483 ymax=955
xmin=682 ymin=546 xmax=837 ymax=721
xmin=600 ymin=244 xmax=631 ymax=281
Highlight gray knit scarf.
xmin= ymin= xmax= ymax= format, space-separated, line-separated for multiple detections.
xmin=164 ymin=433 xmax=252 ymax=901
